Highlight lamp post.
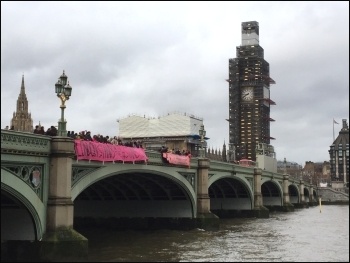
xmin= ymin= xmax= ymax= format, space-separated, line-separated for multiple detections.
xmin=198 ymin=124 xmax=206 ymax=158
xmin=55 ymin=70 xmax=72 ymax=136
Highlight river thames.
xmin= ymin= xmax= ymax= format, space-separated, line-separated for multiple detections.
xmin=75 ymin=205 xmax=349 ymax=262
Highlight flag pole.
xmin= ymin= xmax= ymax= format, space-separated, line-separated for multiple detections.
xmin=333 ymin=118 xmax=335 ymax=142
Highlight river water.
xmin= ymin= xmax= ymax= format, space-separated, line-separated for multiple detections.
xmin=78 ymin=205 xmax=349 ymax=262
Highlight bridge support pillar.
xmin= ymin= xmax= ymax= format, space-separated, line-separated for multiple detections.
xmin=253 ymin=168 xmax=269 ymax=218
xmin=196 ymin=158 xmax=219 ymax=229
xmin=294 ymin=180 xmax=309 ymax=208
xmin=282 ymin=174 xmax=294 ymax=212
xmin=40 ymin=137 xmax=88 ymax=262
xmin=308 ymin=185 xmax=317 ymax=206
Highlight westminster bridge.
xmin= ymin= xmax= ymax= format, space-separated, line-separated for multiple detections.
xmin=1 ymin=130 xmax=317 ymax=261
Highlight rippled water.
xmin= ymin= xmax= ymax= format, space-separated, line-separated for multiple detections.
xmin=79 ymin=205 xmax=349 ymax=262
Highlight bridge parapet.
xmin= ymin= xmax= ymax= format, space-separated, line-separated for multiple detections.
xmin=209 ymin=160 xmax=237 ymax=173
xmin=144 ymin=150 xmax=168 ymax=166
xmin=1 ymin=130 xmax=51 ymax=201
xmin=145 ymin=150 xmax=199 ymax=169
xmin=1 ymin=130 xmax=51 ymax=156
xmin=209 ymin=160 xmax=256 ymax=175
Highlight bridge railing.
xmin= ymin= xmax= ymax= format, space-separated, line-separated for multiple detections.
xmin=1 ymin=130 xmax=51 ymax=156
xmin=0 ymin=131 xmax=315 ymax=188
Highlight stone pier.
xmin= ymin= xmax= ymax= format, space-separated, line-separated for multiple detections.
xmin=282 ymin=174 xmax=294 ymax=212
xmin=294 ymin=179 xmax=309 ymax=208
xmin=253 ymin=168 xmax=269 ymax=218
xmin=196 ymin=158 xmax=219 ymax=229
xmin=40 ymin=137 xmax=88 ymax=262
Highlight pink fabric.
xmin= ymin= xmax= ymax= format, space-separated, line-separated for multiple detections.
xmin=163 ymin=152 xmax=191 ymax=167
xmin=75 ymin=140 xmax=148 ymax=162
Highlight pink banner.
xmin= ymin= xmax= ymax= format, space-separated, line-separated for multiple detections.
xmin=162 ymin=153 xmax=191 ymax=167
xmin=75 ymin=140 xmax=148 ymax=163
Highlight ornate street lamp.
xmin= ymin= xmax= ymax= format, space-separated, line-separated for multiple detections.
xmin=55 ymin=70 xmax=72 ymax=136
xmin=198 ymin=124 xmax=206 ymax=158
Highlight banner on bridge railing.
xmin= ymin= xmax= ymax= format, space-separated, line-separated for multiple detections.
xmin=74 ymin=140 xmax=148 ymax=163
xmin=162 ymin=152 xmax=191 ymax=167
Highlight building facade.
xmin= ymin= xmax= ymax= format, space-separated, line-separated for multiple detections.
xmin=10 ymin=75 xmax=33 ymax=132
xmin=117 ymin=112 xmax=208 ymax=157
xmin=302 ymin=161 xmax=330 ymax=186
xmin=277 ymin=159 xmax=302 ymax=178
xmin=227 ymin=21 xmax=276 ymax=162
xmin=329 ymin=119 xmax=349 ymax=188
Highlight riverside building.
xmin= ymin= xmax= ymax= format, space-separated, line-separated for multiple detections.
xmin=329 ymin=119 xmax=349 ymax=189
xmin=117 ymin=112 xmax=207 ymax=157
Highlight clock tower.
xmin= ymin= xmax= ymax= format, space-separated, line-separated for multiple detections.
xmin=227 ymin=21 xmax=276 ymax=162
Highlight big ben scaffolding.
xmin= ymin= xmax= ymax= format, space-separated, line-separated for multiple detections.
xmin=227 ymin=21 xmax=276 ymax=162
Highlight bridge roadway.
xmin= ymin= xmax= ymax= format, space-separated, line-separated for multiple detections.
xmin=1 ymin=130 xmax=316 ymax=261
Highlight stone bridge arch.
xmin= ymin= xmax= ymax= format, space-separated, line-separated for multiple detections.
xmin=288 ymin=183 xmax=300 ymax=204
xmin=260 ymin=178 xmax=283 ymax=206
xmin=208 ymin=172 xmax=254 ymax=211
xmin=71 ymin=163 xmax=197 ymax=219
xmin=304 ymin=187 xmax=310 ymax=202
xmin=1 ymin=168 xmax=45 ymax=241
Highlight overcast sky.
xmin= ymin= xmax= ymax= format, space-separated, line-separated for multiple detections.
xmin=1 ymin=1 xmax=349 ymax=165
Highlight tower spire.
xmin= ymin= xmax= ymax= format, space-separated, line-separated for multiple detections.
xmin=20 ymin=74 xmax=25 ymax=95
xmin=10 ymin=74 xmax=33 ymax=132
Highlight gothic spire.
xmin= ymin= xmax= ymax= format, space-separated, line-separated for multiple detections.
xmin=20 ymin=74 xmax=25 ymax=95
xmin=11 ymin=74 xmax=33 ymax=132
xmin=18 ymin=74 xmax=28 ymax=103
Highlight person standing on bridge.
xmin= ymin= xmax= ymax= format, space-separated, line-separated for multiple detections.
xmin=33 ymin=125 xmax=40 ymax=134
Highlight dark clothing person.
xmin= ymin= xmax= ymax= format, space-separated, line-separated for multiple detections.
xmin=49 ymin=126 xmax=57 ymax=136
xmin=84 ymin=132 xmax=93 ymax=141
xmin=38 ymin=127 xmax=45 ymax=135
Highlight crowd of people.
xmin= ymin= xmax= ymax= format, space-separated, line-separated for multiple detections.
xmin=159 ymin=145 xmax=191 ymax=156
xmin=4 ymin=124 xmax=58 ymax=136
xmin=4 ymin=125 xmax=14 ymax=130
xmin=67 ymin=130 xmax=143 ymax=148
xmin=33 ymin=125 xmax=58 ymax=136
xmin=4 ymin=126 xmax=193 ymax=154
xmin=3 ymin=124 xmax=143 ymax=148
